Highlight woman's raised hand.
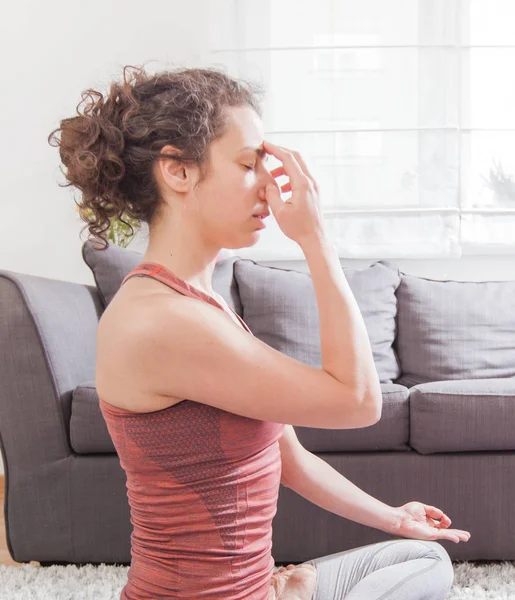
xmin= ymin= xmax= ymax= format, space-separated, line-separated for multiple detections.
xmin=263 ymin=140 xmax=326 ymax=246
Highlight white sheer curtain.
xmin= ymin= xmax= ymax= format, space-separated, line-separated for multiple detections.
xmin=200 ymin=0 xmax=515 ymax=260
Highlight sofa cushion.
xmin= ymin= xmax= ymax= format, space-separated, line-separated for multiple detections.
xmin=71 ymin=381 xmax=114 ymax=453
xmin=294 ymin=383 xmax=410 ymax=452
xmin=233 ymin=259 xmax=402 ymax=383
xmin=70 ymin=381 xmax=410 ymax=454
xmin=82 ymin=241 xmax=141 ymax=307
xmin=409 ymin=379 xmax=515 ymax=454
xmin=395 ymin=274 xmax=515 ymax=385
xmin=81 ymin=240 xmax=242 ymax=313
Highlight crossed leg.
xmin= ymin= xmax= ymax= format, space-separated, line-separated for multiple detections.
xmin=301 ymin=538 xmax=454 ymax=600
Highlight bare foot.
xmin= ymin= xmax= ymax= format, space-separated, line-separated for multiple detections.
xmin=269 ymin=563 xmax=317 ymax=600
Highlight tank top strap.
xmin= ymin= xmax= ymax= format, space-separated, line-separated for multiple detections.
xmin=121 ymin=262 xmax=253 ymax=335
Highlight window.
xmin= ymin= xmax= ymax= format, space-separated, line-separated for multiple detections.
xmin=202 ymin=0 xmax=515 ymax=259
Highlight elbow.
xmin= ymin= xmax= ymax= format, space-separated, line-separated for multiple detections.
xmin=362 ymin=394 xmax=383 ymax=425
xmin=366 ymin=410 xmax=382 ymax=425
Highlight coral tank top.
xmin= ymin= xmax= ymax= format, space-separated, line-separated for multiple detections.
xmin=98 ymin=262 xmax=285 ymax=600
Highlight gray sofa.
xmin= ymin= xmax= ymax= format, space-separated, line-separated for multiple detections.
xmin=1 ymin=240 xmax=515 ymax=567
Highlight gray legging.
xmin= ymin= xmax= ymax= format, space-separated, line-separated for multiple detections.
xmin=301 ymin=538 xmax=455 ymax=600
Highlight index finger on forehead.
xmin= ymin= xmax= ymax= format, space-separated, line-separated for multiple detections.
xmin=263 ymin=141 xmax=305 ymax=184
xmin=271 ymin=143 xmax=315 ymax=184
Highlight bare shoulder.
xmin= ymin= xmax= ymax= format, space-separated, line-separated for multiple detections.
xmin=95 ymin=277 xmax=187 ymax=413
xmin=96 ymin=273 xmax=376 ymax=429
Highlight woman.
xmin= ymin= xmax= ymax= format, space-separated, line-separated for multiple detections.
xmin=49 ymin=65 xmax=470 ymax=599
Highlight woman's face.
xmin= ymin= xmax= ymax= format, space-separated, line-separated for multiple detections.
xmin=193 ymin=105 xmax=277 ymax=249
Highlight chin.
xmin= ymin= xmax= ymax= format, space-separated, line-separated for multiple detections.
xmin=224 ymin=231 xmax=261 ymax=250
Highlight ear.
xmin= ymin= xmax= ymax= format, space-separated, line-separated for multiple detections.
xmin=156 ymin=144 xmax=196 ymax=193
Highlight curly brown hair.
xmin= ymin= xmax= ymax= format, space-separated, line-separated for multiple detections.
xmin=48 ymin=63 xmax=265 ymax=250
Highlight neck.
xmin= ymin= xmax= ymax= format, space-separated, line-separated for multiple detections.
xmin=142 ymin=219 xmax=221 ymax=297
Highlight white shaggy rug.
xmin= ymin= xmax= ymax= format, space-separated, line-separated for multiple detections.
xmin=1 ymin=561 xmax=515 ymax=599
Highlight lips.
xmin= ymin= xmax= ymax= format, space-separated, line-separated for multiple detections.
xmin=252 ymin=212 xmax=270 ymax=219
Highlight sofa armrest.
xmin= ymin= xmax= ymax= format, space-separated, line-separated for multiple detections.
xmin=0 ymin=269 xmax=104 ymax=471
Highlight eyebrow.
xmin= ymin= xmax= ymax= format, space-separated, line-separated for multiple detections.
xmin=240 ymin=146 xmax=267 ymax=160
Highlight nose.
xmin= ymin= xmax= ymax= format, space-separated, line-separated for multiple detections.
xmin=259 ymin=168 xmax=278 ymax=198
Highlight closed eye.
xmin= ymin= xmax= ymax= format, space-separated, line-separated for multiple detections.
xmin=243 ymin=155 xmax=269 ymax=171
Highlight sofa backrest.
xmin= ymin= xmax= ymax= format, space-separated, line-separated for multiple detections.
xmin=395 ymin=273 xmax=515 ymax=385
xmin=233 ymin=258 xmax=402 ymax=384
xmin=83 ymin=240 xmax=515 ymax=387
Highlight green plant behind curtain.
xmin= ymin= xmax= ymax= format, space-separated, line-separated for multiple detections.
xmin=76 ymin=206 xmax=141 ymax=248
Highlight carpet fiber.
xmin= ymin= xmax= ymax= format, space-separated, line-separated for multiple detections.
xmin=1 ymin=561 xmax=515 ymax=599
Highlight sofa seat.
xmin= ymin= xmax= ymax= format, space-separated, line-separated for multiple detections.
xmin=70 ymin=382 xmax=114 ymax=453
xmin=410 ymin=378 xmax=515 ymax=454
xmin=70 ymin=381 xmax=411 ymax=454
xmin=72 ymin=378 xmax=515 ymax=456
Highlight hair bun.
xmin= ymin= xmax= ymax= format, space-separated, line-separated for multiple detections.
xmin=48 ymin=63 xmax=264 ymax=250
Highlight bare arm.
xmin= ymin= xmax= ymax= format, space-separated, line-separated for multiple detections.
xmin=262 ymin=139 xmax=382 ymax=422
xmin=299 ymin=232 xmax=382 ymax=420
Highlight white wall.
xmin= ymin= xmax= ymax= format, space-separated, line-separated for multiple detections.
xmin=0 ymin=0 xmax=212 ymax=283
xmin=1 ymin=1 xmax=515 ymax=478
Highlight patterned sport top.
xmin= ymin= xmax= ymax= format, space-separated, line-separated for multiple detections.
xmin=98 ymin=262 xmax=285 ymax=599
